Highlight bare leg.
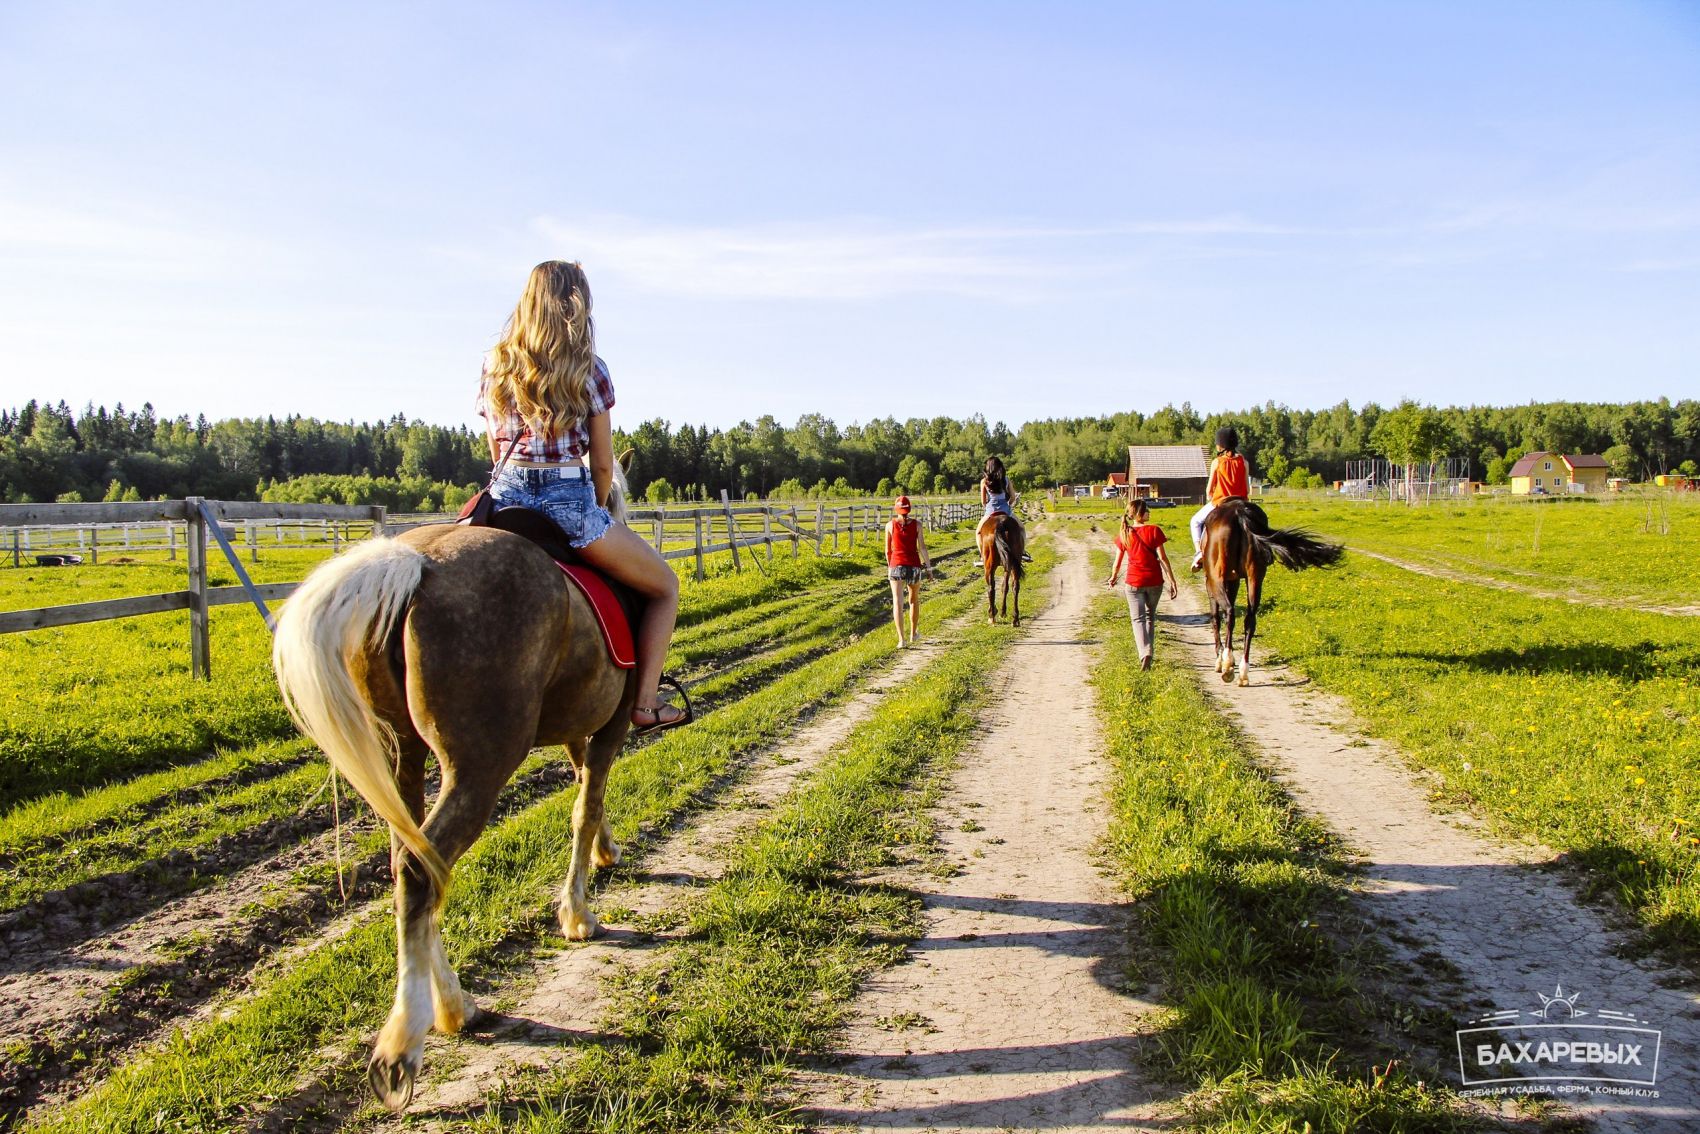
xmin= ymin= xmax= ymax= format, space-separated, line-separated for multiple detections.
xmin=575 ymin=524 xmax=681 ymax=716
xmin=907 ymin=581 xmax=921 ymax=640
xmin=890 ymin=577 xmax=907 ymax=646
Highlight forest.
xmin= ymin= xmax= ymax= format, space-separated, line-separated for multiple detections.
xmin=2 ymin=396 xmax=1697 ymax=509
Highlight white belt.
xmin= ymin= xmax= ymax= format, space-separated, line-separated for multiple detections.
xmin=507 ymin=463 xmax=589 ymax=478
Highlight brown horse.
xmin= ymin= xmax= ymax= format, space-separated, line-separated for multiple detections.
xmin=271 ymin=469 xmax=638 ymax=1110
xmin=977 ymin=511 xmax=1024 ymax=625
xmin=1201 ymin=498 xmax=1342 ymax=686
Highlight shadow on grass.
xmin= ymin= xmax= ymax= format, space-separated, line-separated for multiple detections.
xmin=1388 ymin=640 xmax=1690 ymax=680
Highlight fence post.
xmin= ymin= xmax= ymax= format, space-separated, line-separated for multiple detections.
xmin=245 ymin=520 xmax=258 ymax=563
xmin=186 ymin=498 xmax=210 ymax=680
xmin=652 ymin=506 xmax=665 ymax=554
xmin=168 ymin=522 xmax=177 ymax=562
xmin=763 ymin=509 xmax=773 ymax=561
xmin=10 ymin=529 xmax=18 ymax=568
xmin=89 ymin=527 xmax=98 ymax=565
xmin=719 ymin=490 xmax=742 ymax=573
xmin=372 ymin=505 xmax=388 ymax=537
xmin=788 ymin=506 xmax=800 ymax=557
xmin=693 ymin=510 xmax=706 ymax=582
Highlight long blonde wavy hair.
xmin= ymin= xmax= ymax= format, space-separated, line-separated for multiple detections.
xmin=485 ymin=261 xmax=596 ymax=431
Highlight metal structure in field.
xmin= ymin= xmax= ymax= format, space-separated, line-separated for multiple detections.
xmin=1341 ymin=457 xmax=1471 ymax=501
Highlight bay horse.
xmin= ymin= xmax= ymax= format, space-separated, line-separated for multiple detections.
xmin=1201 ymin=498 xmax=1343 ymax=686
xmin=271 ymin=465 xmax=639 ymax=1110
xmin=977 ymin=511 xmax=1024 ymax=625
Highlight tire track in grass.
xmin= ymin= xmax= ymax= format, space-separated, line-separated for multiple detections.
xmin=1166 ymin=579 xmax=1700 ymax=1133
xmin=804 ymin=531 xmax=1175 ymax=1133
xmin=1352 ymin=549 xmax=1700 ymax=619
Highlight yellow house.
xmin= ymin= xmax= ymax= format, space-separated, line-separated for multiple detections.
xmin=1509 ymin=452 xmax=1610 ymax=494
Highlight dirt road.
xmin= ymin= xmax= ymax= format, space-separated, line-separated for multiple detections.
xmin=806 ymin=533 xmax=1174 ymax=1132
xmin=1167 ymin=579 xmax=1700 ymax=1132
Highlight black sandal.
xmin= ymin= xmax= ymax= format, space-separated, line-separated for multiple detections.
xmin=630 ymin=674 xmax=694 ymax=737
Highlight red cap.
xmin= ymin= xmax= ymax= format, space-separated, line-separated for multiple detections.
xmin=893 ymin=495 xmax=912 ymax=513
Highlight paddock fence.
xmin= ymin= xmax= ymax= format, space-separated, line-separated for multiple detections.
xmin=0 ymin=495 xmax=979 ymax=678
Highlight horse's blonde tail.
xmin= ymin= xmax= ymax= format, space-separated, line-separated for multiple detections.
xmin=272 ymin=537 xmax=450 ymax=904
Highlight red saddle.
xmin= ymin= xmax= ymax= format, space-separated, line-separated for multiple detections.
xmin=474 ymin=507 xmax=637 ymax=670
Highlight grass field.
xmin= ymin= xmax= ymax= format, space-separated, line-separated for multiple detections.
xmin=1263 ymin=490 xmax=1697 ymax=608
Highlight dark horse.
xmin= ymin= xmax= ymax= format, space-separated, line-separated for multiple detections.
xmin=271 ymin=467 xmax=638 ymax=1110
xmin=1201 ymin=498 xmax=1343 ymax=686
xmin=977 ymin=511 xmax=1024 ymax=625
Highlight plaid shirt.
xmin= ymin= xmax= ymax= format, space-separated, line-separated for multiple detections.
xmin=478 ymin=354 xmax=616 ymax=463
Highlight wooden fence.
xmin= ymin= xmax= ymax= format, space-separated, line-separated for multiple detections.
xmin=0 ymin=495 xmax=979 ymax=679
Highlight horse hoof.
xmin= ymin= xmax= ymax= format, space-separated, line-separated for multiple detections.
xmin=368 ymin=1051 xmax=418 ymax=1112
xmin=561 ymin=910 xmax=601 ymax=941
xmin=1237 ymin=672 xmax=1249 ymax=688
xmin=434 ymin=991 xmax=481 ymax=1034
xmin=1220 ymin=666 xmax=1235 ymax=684
xmin=594 ymin=842 xmax=622 ymax=869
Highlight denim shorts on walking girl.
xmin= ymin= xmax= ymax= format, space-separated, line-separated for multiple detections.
xmin=490 ymin=467 xmax=614 ymax=549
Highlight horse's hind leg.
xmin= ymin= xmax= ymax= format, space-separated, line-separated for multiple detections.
xmin=1239 ymin=568 xmax=1261 ymax=687
xmin=1010 ymin=568 xmax=1021 ymax=627
xmin=1220 ymin=581 xmax=1239 ymax=684
xmin=559 ymin=716 xmax=627 ymax=940
xmin=369 ymin=736 xmax=518 ymax=1110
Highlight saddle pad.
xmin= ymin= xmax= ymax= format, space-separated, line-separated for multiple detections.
xmin=557 ymin=563 xmax=636 ymax=670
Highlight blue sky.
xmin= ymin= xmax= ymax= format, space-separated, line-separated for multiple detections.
xmin=2 ymin=1 xmax=1696 ymax=433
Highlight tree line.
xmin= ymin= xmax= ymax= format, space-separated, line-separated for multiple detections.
xmin=2 ymin=396 xmax=1696 ymax=508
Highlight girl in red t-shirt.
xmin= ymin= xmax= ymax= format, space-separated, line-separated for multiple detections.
xmin=1106 ymin=498 xmax=1178 ymax=670
xmin=885 ymin=495 xmax=933 ymax=648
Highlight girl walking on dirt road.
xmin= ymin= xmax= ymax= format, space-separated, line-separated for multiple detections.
xmin=1108 ymin=498 xmax=1178 ymax=669
xmin=885 ymin=495 xmax=933 ymax=648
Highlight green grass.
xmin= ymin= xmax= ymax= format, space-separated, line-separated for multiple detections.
xmin=25 ymin=534 xmax=997 ymax=1134
xmin=1089 ymin=559 xmax=1479 ymax=1132
xmin=1262 ymin=493 xmax=1698 ymax=608
xmin=1245 ymin=551 xmax=1700 ymax=949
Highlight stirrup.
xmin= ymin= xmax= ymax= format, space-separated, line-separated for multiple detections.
xmin=631 ymin=674 xmax=694 ymax=737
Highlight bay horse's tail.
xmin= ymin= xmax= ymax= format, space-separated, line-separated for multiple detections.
xmin=272 ymin=537 xmax=450 ymax=902
xmin=994 ymin=519 xmax=1023 ymax=579
xmin=1240 ymin=505 xmax=1344 ymax=571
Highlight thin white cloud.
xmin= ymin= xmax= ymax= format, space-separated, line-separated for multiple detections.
xmin=0 ymin=187 xmax=306 ymax=281
xmin=529 ymin=213 xmax=1353 ymax=301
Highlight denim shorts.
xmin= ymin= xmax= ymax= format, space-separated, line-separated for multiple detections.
xmin=490 ymin=467 xmax=613 ymax=549
xmin=888 ymin=565 xmax=925 ymax=584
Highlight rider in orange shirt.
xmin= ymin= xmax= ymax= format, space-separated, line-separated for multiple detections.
xmin=1190 ymin=426 xmax=1251 ymax=570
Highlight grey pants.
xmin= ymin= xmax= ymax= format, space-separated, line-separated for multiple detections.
xmin=1123 ymin=585 xmax=1162 ymax=660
